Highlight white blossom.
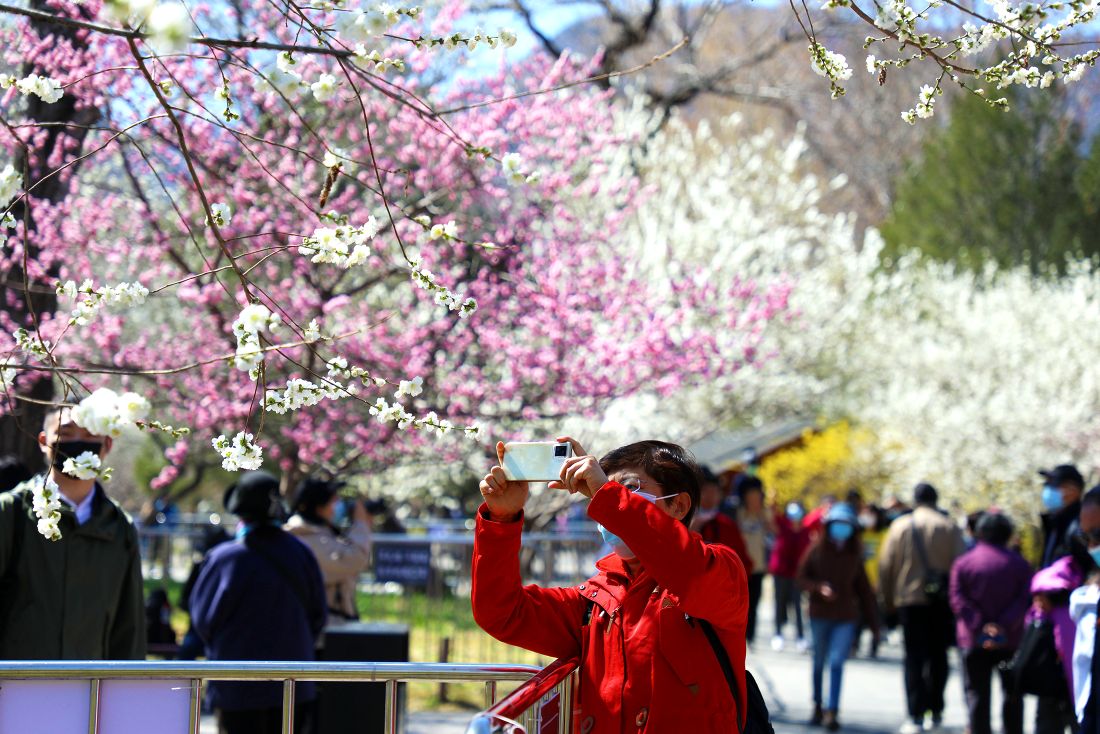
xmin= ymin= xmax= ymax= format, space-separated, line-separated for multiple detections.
xmin=206 ymin=202 xmax=232 ymax=227
xmin=1 ymin=164 xmax=22 ymax=206
xmin=61 ymin=451 xmax=111 ymax=481
xmin=298 ymin=218 xmax=380 ymax=267
xmin=147 ymin=2 xmax=192 ymax=52
xmin=303 ymin=319 xmax=321 ymax=342
xmin=14 ymin=74 xmax=64 ymax=104
xmin=211 ymin=431 xmax=263 ymax=471
xmin=30 ymin=475 xmax=63 ymax=540
xmin=56 ymin=279 xmax=149 ymax=326
xmin=70 ymin=387 xmax=149 ymax=437
xmin=395 ymin=375 xmax=423 ymax=398
xmin=311 ymin=73 xmax=340 ymax=102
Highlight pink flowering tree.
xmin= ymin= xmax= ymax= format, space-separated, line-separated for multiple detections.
xmin=0 ymin=0 xmax=788 ymax=534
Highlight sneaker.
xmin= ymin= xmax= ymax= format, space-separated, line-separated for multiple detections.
xmin=923 ymin=714 xmax=943 ymax=732
xmin=796 ymin=638 xmax=811 ymax=653
xmin=771 ymin=635 xmax=785 ymax=651
xmin=899 ymin=721 xmax=923 ymax=734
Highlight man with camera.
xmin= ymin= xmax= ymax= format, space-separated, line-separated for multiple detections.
xmin=472 ymin=437 xmax=749 ymax=734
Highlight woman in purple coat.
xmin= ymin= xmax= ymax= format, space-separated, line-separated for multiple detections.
xmin=949 ymin=512 xmax=1033 ymax=734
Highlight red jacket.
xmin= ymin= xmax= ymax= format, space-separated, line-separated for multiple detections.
xmin=472 ymin=481 xmax=749 ymax=734
xmin=768 ymin=513 xmax=811 ymax=578
xmin=698 ymin=513 xmax=754 ymax=575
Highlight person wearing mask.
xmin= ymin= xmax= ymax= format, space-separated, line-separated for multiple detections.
xmin=770 ymin=501 xmax=811 ymax=652
xmin=1029 ymin=552 xmax=1084 ymax=734
xmin=737 ymin=474 xmax=775 ymax=646
xmin=1041 ymin=465 xmax=1086 ymax=569
xmin=797 ymin=503 xmax=879 ymax=731
xmin=691 ymin=467 xmax=754 ymax=577
xmin=473 ymin=438 xmax=749 ymax=734
xmin=878 ymin=482 xmax=967 ymax=734
xmin=286 ymin=477 xmax=372 ymax=624
xmin=1070 ymin=486 xmax=1100 ymax=733
xmin=190 ymin=471 xmax=327 ymax=734
xmin=0 ymin=407 xmax=145 ymax=659
xmin=949 ymin=512 xmax=1032 ymax=734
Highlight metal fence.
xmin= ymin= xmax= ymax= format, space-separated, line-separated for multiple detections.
xmin=466 ymin=657 xmax=580 ymax=734
xmin=0 ymin=660 xmax=539 ymax=734
xmin=139 ymin=523 xmax=604 ymax=668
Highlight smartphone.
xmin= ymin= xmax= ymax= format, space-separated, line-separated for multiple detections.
xmin=500 ymin=441 xmax=573 ymax=482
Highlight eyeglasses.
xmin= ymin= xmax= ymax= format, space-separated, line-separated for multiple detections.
xmin=622 ymin=482 xmax=679 ymax=504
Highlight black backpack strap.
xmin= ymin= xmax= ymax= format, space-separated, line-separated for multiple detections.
xmin=697 ymin=618 xmax=744 ymax=734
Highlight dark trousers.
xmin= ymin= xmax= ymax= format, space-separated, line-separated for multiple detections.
xmin=747 ymin=572 xmax=765 ymax=643
xmin=962 ymin=648 xmax=1022 ymax=734
xmin=774 ymin=575 xmax=804 ymax=639
xmin=900 ymin=603 xmax=954 ymax=720
xmin=1036 ymin=693 xmax=1079 ymax=734
xmin=216 ymin=703 xmax=314 ymax=734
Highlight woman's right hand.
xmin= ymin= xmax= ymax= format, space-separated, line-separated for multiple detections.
xmin=479 ymin=441 xmax=530 ymax=522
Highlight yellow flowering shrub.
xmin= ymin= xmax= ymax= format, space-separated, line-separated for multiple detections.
xmin=757 ymin=421 xmax=892 ymax=506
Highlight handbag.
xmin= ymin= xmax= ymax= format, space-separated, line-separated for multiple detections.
xmin=910 ymin=518 xmax=949 ymax=605
xmin=1002 ymin=619 xmax=1068 ymax=698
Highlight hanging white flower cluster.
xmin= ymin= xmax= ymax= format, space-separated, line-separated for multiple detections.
xmin=62 ymin=451 xmax=113 ymax=482
xmin=900 ymin=84 xmax=940 ymax=124
xmin=327 ymin=355 xmax=384 ymax=386
xmin=264 ymin=377 xmax=354 ymax=414
xmin=500 ymin=153 xmax=540 ymax=185
xmin=298 ymin=217 xmax=381 ymax=267
xmin=12 ymin=327 xmax=50 ymax=358
xmin=334 ymin=3 xmax=421 ymax=44
xmin=809 ymin=43 xmax=853 ymax=98
xmin=1 ymin=73 xmax=64 ymax=104
xmin=353 ymin=47 xmax=406 ymax=74
xmin=56 ymin=279 xmax=149 ymax=326
xmin=395 ymin=375 xmax=422 ymax=398
xmin=231 ymin=303 xmax=281 ymax=378
xmin=408 ymin=260 xmax=477 ymax=317
xmin=303 ymin=319 xmax=322 ymax=343
xmin=211 ymin=431 xmax=263 ymax=471
xmin=30 ymin=475 xmax=63 ymax=541
xmin=71 ymin=387 xmax=151 ymax=437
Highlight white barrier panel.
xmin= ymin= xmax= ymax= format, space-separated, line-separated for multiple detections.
xmin=0 ymin=680 xmax=89 ymax=734
xmin=100 ymin=679 xmax=192 ymax=733
xmin=0 ymin=678 xmax=191 ymax=734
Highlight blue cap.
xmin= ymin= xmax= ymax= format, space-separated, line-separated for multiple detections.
xmin=825 ymin=502 xmax=858 ymax=527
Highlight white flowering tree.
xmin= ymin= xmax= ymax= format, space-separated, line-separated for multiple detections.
xmin=583 ymin=104 xmax=1100 ymax=513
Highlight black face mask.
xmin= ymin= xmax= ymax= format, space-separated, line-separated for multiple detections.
xmin=51 ymin=440 xmax=104 ymax=476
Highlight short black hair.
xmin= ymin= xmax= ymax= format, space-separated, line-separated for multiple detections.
xmin=975 ymin=512 xmax=1014 ymax=547
xmin=600 ymin=441 xmax=702 ymax=526
xmin=914 ymin=482 xmax=938 ymax=507
xmin=1082 ymin=485 xmax=1100 ymax=509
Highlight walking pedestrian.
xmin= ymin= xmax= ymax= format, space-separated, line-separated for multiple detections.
xmin=473 ymin=437 xmax=749 ymax=733
xmin=1029 ymin=555 xmax=1083 ymax=734
xmin=771 ymin=501 xmax=811 ymax=651
xmin=1070 ymin=486 xmax=1100 ymax=731
xmin=1040 ymin=465 xmax=1085 ymax=568
xmin=692 ymin=467 xmax=754 ymax=577
xmin=949 ymin=512 xmax=1032 ymax=734
xmin=798 ymin=502 xmax=879 ymax=731
xmin=879 ymin=482 xmax=966 ymax=734
xmin=737 ymin=474 xmax=774 ymax=646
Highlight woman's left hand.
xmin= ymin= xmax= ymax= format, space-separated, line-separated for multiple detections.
xmin=548 ymin=436 xmax=608 ymax=499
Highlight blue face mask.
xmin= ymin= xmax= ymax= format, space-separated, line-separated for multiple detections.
xmin=1041 ymin=485 xmax=1064 ymax=512
xmin=786 ymin=504 xmax=805 ymax=522
xmin=332 ymin=500 xmax=349 ymax=526
xmin=1089 ymin=547 xmax=1100 ymax=568
xmin=828 ymin=522 xmax=854 ymax=544
xmin=597 ymin=524 xmax=635 ymax=559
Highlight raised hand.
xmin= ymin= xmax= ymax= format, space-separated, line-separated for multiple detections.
xmin=479 ymin=441 xmax=530 ymax=522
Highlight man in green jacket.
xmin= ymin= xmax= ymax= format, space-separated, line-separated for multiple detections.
xmin=0 ymin=407 xmax=145 ymax=659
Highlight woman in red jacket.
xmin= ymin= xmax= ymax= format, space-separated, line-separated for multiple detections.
xmin=473 ymin=437 xmax=749 ymax=734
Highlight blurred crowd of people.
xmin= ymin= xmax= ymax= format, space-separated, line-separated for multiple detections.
xmin=689 ymin=461 xmax=1100 ymax=734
